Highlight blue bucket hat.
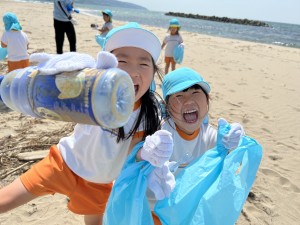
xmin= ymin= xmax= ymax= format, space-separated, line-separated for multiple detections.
xmin=103 ymin=22 xmax=161 ymax=62
xmin=169 ymin=18 xmax=180 ymax=28
xmin=102 ymin=9 xmax=113 ymax=18
xmin=3 ymin=12 xmax=22 ymax=31
xmin=162 ymin=67 xmax=211 ymax=100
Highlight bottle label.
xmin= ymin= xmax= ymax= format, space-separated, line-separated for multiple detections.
xmin=31 ymin=68 xmax=102 ymax=125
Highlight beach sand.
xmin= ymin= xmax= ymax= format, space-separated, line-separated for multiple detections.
xmin=1 ymin=0 xmax=300 ymax=224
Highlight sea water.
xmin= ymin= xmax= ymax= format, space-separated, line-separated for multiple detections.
xmin=16 ymin=0 xmax=300 ymax=49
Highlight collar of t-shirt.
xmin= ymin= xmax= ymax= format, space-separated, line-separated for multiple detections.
xmin=175 ymin=124 xmax=200 ymax=141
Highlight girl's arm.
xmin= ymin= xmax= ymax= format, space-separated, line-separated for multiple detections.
xmin=1 ymin=41 xmax=7 ymax=48
xmin=99 ymin=26 xmax=109 ymax=34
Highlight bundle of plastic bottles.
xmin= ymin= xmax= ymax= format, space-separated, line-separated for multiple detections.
xmin=0 ymin=66 xmax=135 ymax=129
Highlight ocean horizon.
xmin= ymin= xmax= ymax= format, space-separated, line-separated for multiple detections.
xmin=16 ymin=0 xmax=300 ymax=49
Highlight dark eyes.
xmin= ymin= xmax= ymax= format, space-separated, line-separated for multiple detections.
xmin=117 ymin=61 xmax=149 ymax=67
xmin=140 ymin=63 xmax=150 ymax=67
xmin=193 ymin=91 xmax=201 ymax=94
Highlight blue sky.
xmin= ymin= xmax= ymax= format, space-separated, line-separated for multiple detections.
xmin=120 ymin=0 xmax=300 ymax=25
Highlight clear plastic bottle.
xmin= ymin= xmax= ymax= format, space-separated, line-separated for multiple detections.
xmin=0 ymin=67 xmax=135 ymax=129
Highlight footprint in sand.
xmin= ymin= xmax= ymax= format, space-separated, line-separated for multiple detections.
xmin=260 ymin=168 xmax=300 ymax=193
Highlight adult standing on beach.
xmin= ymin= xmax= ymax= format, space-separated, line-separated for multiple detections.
xmin=53 ymin=0 xmax=76 ymax=54
xmin=161 ymin=18 xmax=183 ymax=74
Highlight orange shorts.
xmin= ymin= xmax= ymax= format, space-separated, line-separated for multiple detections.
xmin=165 ymin=56 xmax=175 ymax=64
xmin=152 ymin=212 xmax=162 ymax=225
xmin=20 ymin=145 xmax=113 ymax=215
xmin=7 ymin=59 xmax=30 ymax=72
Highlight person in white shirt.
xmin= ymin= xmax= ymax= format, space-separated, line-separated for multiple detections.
xmin=1 ymin=12 xmax=29 ymax=72
xmin=161 ymin=18 xmax=183 ymax=74
xmin=0 ymin=22 xmax=173 ymax=225
xmin=98 ymin=9 xmax=113 ymax=37
xmin=147 ymin=67 xmax=245 ymax=224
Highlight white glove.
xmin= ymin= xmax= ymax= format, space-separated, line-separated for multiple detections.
xmin=218 ymin=118 xmax=245 ymax=149
xmin=30 ymin=52 xmax=96 ymax=75
xmin=147 ymin=161 xmax=176 ymax=200
xmin=140 ymin=130 xmax=173 ymax=167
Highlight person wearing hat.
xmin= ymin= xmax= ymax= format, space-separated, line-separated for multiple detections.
xmin=1 ymin=12 xmax=29 ymax=72
xmin=99 ymin=9 xmax=113 ymax=36
xmin=161 ymin=18 xmax=183 ymax=74
xmin=0 ymin=22 xmax=174 ymax=225
xmin=92 ymin=9 xmax=113 ymax=37
xmin=148 ymin=67 xmax=245 ymax=224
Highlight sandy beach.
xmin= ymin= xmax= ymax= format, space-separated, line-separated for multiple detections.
xmin=1 ymin=0 xmax=300 ymax=224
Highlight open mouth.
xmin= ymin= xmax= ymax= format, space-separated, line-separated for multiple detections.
xmin=134 ymin=85 xmax=139 ymax=96
xmin=183 ymin=110 xmax=198 ymax=123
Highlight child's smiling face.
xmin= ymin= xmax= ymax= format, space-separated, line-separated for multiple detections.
xmin=113 ymin=47 xmax=154 ymax=102
xmin=167 ymin=87 xmax=208 ymax=135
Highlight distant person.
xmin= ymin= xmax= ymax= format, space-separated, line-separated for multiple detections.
xmin=161 ymin=18 xmax=183 ymax=74
xmin=98 ymin=9 xmax=113 ymax=37
xmin=92 ymin=9 xmax=113 ymax=48
xmin=53 ymin=0 xmax=77 ymax=54
xmin=1 ymin=12 xmax=29 ymax=72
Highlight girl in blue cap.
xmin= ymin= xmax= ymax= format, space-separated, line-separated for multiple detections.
xmin=98 ymin=9 xmax=113 ymax=36
xmin=161 ymin=18 xmax=183 ymax=74
xmin=91 ymin=9 xmax=113 ymax=37
xmin=148 ymin=67 xmax=245 ymax=224
xmin=0 ymin=23 xmax=173 ymax=225
xmin=1 ymin=12 xmax=29 ymax=72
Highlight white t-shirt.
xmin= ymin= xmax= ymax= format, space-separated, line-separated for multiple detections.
xmin=148 ymin=118 xmax=217 ymax=209
xmin=58 ymin=107 xmax=143 ymax=183
xmin=101 ymin=22 xmax=113 ymax=36
xmin=163 ymin=34 xmax=183 ymax=57
xmin=1 ymin=30 xmax=29 ymax=61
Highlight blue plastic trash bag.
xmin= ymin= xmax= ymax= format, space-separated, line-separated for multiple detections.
xmin=0 ymin=47 xmax=7 ymax=60
xmin=173 ymin=43 xmax=184 ymax=64
xmin=95 ymin=34 xmax=106 ymax=48
xmin=155 ymin=123 xmax=263 ymax=225
xmin=103 ymin=142 xmax=155 ymax=225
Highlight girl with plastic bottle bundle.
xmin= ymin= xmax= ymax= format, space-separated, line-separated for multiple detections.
xmin=0 ymin=22 xmax=173 ymax=225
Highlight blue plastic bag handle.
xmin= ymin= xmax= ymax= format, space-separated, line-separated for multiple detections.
xmin=103 ymin=142 xmax=155 ymax=225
